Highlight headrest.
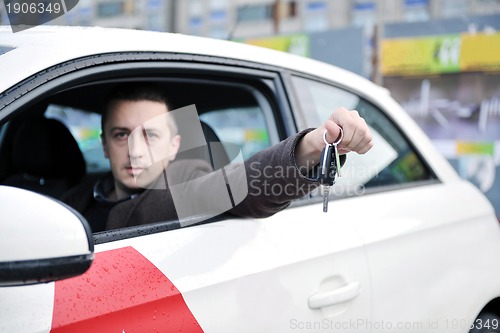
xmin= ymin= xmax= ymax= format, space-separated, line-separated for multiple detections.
xmin=11 ymin=117 xmax=86 ymax=180
xmin=175 ymin=121 xmax=230 ymax=170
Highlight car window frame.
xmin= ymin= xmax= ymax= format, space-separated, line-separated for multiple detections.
xmin=0 ymin=51 xmax=299 ymax=243
xmin=282 ymin=70 xmax=439 ymax=209
xmin=0 ymin=53 xmax=297 ymax=135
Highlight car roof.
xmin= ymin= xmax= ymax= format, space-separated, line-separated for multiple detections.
xmin=0 ymin=25 xmax=386 ymax=97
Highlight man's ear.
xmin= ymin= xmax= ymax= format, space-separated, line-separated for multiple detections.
xmin=101 ymin=133 xmax=109 ymax=159
xmin=168 ymin=134 xmax=181 ymax=161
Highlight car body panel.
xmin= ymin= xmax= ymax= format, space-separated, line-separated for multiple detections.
xmin=0 ymin=283 xmax=55 ymax=333
xmin=336 ymin=180 xmax=500 ymax=332
xmin=95 ymin=203 xmax=371 ymax=332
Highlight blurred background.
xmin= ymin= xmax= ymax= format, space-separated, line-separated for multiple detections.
xmin=1 ymin=0 xmax=499 ymax=216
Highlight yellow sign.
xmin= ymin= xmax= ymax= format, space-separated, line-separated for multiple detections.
xmin=460 ymin=33 xmax=500 ymax=72
xmin=382 ymin=33 xmax=500 ymax=76
xmin=382 ymin=35 xmax=460 ymax=76
xmin=457 ymin=141 xmax=494 ymax=156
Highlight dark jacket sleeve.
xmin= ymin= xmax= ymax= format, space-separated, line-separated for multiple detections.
xmin=228 ymin=128 xmax=323 ymax=218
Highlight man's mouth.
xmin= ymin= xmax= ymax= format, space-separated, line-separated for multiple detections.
xmin=126 ymin=166 xmax=145 ymax=176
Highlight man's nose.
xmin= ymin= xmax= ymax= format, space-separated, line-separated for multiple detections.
xmin=128 ymin=130 xmax=148 ymax=159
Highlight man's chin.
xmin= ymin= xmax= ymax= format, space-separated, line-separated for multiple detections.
xmin=119 ymin=173 xmax=145 ymax=190
xmin=133 ymin=172 xmax=160 ymax=189
xmin=120 ymin=179 xmax=142 ymax=191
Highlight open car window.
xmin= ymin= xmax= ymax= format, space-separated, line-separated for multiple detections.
xmin=292 ymin=75 xmax=436 ymax=194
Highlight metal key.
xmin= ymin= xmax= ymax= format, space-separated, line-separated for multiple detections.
xmin=319 ymin=128 xmax=343 ymax=212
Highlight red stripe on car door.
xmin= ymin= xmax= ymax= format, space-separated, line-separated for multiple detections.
xmin=51 ymin=246 xmax=204 ymax=333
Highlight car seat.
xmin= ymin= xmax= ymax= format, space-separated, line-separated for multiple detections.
xmin=2 ymin=117 xmax=86 ymax=198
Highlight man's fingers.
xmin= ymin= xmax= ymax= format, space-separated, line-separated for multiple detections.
xmin=347 ymin=119 xmax=373 ymax=154
xmin=333 ymin=109 xmax=358 ymax=148
xmin=358 ymin=140 xmax=374 ymax=154
xmin=324 ymin=120 xmax=342 ymax=144
xmin=329 ymin=107 xmax=373 ymax=155
xmin=351 ymin=135 xmax=374 ymax=154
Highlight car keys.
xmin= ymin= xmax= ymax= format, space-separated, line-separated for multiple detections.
xmin=319 ymin=128 xmax=343 ymax=212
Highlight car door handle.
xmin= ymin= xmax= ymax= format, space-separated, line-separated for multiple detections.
xmin=308 ymin=282 xmax=360 ymax=309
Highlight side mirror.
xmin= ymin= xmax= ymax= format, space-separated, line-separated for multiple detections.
xmin=0 ymin=186 xmax=94 ymax=287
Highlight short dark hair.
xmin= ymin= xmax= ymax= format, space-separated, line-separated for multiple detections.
xmin=101 ymin=83 xmax=176 ymax=136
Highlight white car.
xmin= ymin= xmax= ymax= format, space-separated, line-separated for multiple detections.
xmin=0 ymin=26 xmax=499 ymax=333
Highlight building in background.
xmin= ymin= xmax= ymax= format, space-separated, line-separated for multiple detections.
xmin=2 ymin=0 xmax=499 ymax=79
xmin=175 ymin=0 xmax=500 ymax=39
xmin=3 ymin=0 xmax=500 ymax=38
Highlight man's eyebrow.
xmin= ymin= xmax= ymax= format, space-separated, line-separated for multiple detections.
xmin=109 ymin=127 xmax=130 ymax=132
xmin=143 ymin=127 xmax=162 ymax=133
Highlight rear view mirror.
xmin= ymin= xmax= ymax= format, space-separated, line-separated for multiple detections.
xmin=0 ymin=186 xmax=94 ymax=287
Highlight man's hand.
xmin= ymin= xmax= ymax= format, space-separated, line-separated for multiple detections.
xmin=295 ymin=107 xmax=373 ymax=170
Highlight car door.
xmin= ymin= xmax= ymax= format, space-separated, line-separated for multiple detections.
xmin=289 ymin=74 xmax=500 ymax=332
xmin=0 ymin=53 xmax=372 ymax=333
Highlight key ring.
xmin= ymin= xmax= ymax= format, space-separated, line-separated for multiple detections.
xmin=323 ymin=127 xmax=343 ymax=146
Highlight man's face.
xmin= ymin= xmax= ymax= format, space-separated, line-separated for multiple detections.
xmin=102 ymin=100 xmax=180 ymax=198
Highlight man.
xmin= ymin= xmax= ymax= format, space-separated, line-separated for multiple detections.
xmin=63 ymin=83 xmax=373 ymax=232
